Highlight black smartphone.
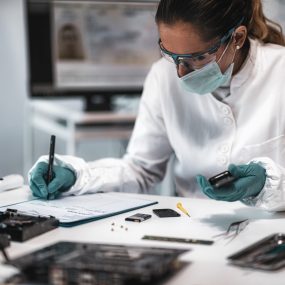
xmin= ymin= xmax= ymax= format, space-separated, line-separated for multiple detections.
xmin=125 ymin=213 xmax=152 ymax=222
xmin=153 ymin=209 xmax=181 ymax=218
xmin=208 ymin=171 xmax=236 ymax=188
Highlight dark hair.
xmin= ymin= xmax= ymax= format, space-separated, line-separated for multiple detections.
xmin=155 ymin=0 xmax=285 ymax=46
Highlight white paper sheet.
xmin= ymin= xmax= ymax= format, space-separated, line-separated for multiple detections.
xmin=0 ymin=192 xmax=157 ymax=225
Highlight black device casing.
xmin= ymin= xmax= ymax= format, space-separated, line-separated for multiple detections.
xmin=0 ymin=209 xmax=59 ymax=242
xmin=153 ymin=209 xmax=180 ymax=218
xmin=125 ymin=213 xmax=151 ymax=222
xmin=208 ymin=171 xmax=236 ymax=188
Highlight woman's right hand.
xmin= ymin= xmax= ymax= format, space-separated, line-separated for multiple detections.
xmin=29 ymin=162 xmax=76 ymax=199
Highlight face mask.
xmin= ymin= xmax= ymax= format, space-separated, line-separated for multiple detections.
xmin=180 ymin=39 xmax=236 ymax=95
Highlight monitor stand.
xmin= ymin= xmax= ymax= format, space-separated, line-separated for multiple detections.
xmin=84 ymin=95 xmax=112 ymax=112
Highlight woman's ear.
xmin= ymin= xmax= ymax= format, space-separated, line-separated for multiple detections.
xmin=234 ymin=26 xmax=247 ymax=49
xmin=233 ymin=26 xmax=248 ymax=49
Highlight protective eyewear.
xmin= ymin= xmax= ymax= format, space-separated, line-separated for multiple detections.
xmin=159 ymin=24 xmax=238 ymax=70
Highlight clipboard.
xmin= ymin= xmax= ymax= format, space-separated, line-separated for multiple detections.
xmin=0 ymin=192 xmax=158 ymax=227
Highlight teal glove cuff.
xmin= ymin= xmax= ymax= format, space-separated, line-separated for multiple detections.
xmin=29 ymin=161 xmax=76 ymax=199
xmin=196 ymin=162 xmax=266 ymax=202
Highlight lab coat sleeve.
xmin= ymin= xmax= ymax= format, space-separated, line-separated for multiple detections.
xmin=28 ymin=62 xmax=173 ymax=196
xmin=241 ymin=157 xmax=285 ymax=211
xmin=28 ymin=154 xmax=142 ymax=195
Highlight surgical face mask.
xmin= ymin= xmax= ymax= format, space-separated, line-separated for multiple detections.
xmin=179 ymin=39 xmax=237 ymax=95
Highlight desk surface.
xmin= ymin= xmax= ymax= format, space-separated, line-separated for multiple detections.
xmin=1 ymin=188 xmax=285 ymax=284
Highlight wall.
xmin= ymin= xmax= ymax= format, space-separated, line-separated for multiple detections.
xmin=0 ymin=1 xmax=128 ymax=180
xmin=263 ymin=0 xmax=285 ymax=30
xmin=0 ymin=0 xmax=27 ymax=177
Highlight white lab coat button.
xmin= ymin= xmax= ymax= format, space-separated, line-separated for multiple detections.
xmin=223 ymin=117 xmax=233 ymax=125
xmin=219 ymin=144 xmax=230 ymax=153
xmin=218 ymin=156 xmax=227 ymax=165
xmin=222 ymin=106 xmax=231 ymax=115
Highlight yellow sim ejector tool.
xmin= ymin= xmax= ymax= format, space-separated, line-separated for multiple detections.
xmin=176 ymin=202 xmax=191 ymax=217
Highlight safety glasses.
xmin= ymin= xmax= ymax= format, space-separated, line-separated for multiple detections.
xmin=159 ymin=24 xmax=238 ymax=70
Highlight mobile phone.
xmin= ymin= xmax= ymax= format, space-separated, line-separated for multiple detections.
xmin=125 ymin=213 xmax=152 ymax=222
xmin=152 ymin=209 xmax=181 ymax=218
xmin=228 ymin=233 xmax=285 ymax=271
xmin=208 ymin=171 xmax=236 ymax=188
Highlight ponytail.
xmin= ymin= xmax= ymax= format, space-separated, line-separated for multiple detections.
xmin=247 ymin=0 xmax=285 ymax=46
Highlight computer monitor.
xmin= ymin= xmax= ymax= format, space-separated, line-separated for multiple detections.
xmin=26 ymin=0 xmax=160 ymax=110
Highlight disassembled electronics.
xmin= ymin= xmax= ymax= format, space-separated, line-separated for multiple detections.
xmin=0 ymin=234 xmax=11 ymax=262
xmin=10 ymin=241 xmax=188 ymax=285
xmin=208 ymin=170 xmax=236 ymax=188
xmin=125 ymin=213 xmax=152 ymax=222
xmin=228 ymin=233 xmax=285 ymax=271
xmin=0 ymin=209 xmax=59 ymax=242
xmin=142 ymin=235 xmax=214 ymax=245
xmin=152 ymin=208 xmax=181 ymax=218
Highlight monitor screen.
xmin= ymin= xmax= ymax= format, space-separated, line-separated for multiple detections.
xmin=26 ymin=0 xmax=160 ymax=97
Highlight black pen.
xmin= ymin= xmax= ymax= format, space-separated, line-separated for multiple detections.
xmin=46 ymin=135 xmax=56 ymax=200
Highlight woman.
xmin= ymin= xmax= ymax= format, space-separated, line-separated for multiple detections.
xmin=29 ymin=0 xmax=285 ymax=211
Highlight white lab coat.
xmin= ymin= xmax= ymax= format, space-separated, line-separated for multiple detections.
xmin=30 ymin=39 xmax=285 ymax=211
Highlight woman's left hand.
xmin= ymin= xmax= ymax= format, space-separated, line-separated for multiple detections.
xmin=196 ymin=163 xmax=266 ymax=202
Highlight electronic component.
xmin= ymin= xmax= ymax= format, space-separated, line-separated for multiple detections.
xmin=10 ymin=241 xmax=188 ymax=285
xmin=142 ymin=235 xmax=214 ymax=245
xmin=0 ymin=234 xmax=11 ymax=262
xmin=0 ymin=209 xmax=59 ymax=242
xmin=125 ymin=213 xmax=152 ymax=222
xmin=208 ymin=170 xmax=236 ymax=188
xmin=0 ymin=234 xmax=10 ymax=249
xmin=228 ymin=233 xmax=285 ymax=270
xmin=153 ymin=208 xmax=181 ymax=218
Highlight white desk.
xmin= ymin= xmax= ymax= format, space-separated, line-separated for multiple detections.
xmin=24 ymin=100 xmax=137 ymax=174
xmin=1 ymin=188 xmax=285 ymax=284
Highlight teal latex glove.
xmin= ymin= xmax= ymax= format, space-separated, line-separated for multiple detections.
xmin=196 ymin=163 xmax=266 ymax=202
xmin=29 ymin=161 xmax=76 ymax=200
